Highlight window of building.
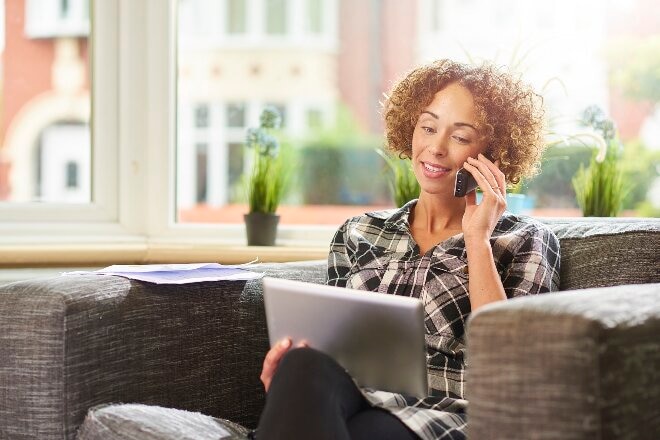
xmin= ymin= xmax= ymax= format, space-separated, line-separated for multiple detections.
xmin=25 ymin=0 xmax=90 ymax=38
xmin=306 ymin=108 xmax=323 ymax=130
xmin=226 ymin=0 xmax=246 ymax=34
xmin=226 ymin=103 xmax=246 ymax=128
xmin=66 ymin=161 xmax=79 ymax=188
xmin=265 ymin=0 xmax=287 ymax=35
xmin=194 ymin=104 xmax=210 ymax=128
xmin=307 ymin=0 xmax=323 ymax=34
xmin=196 ymin=142 xmax=208 ymax=203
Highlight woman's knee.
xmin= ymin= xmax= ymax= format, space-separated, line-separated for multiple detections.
xmin=275 ymin=347 xmax=335 ymax=382
xmin=270 ymin=347 xmax=350 ymax=396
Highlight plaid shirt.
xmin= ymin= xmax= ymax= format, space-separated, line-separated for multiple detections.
xmin=327 ymin=200 xmax=561 ymax=440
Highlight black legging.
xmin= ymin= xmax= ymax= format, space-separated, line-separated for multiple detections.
xmin=255 ymin=347 xmax=419 ymax=440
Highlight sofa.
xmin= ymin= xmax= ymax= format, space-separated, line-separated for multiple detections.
xmin=1 ymin=218 xmax=659 ymax=439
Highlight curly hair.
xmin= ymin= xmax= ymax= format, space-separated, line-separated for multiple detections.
xmin=383 ymin=59 xmax=546 ymax=184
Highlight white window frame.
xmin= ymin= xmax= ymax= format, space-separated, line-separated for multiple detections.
xmin=0 ymin=0 xmax=333 ymax=266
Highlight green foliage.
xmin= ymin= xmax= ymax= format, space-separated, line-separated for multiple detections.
xmin=571 ymin=107 xmax=628 ymax=217
xmin=572 ymin=148 xmax=626 ymax=217
xmin=635 ymin=201 xmax=660 ymax=218
xmin=376 ymin=149 xmax=420 ymax=208
xmin=245 ymin=107 xmax=290 ymax=214
xmin=298 ymin=106 xmax=389 ymax=205
xmin=608 ymin=36 xmax=660 ymax=104
xmin=619 ymin=139 xmax=660 ymax=210
xmin=526 ymin=145 xmax=592 ymax=208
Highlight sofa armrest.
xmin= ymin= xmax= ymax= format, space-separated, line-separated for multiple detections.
xmin=0 ymin=260 xmax=327 ymax=439
xmin=466 ymin=283 xmax=660 ymax=440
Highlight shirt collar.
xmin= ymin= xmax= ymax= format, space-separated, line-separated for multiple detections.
xmin=383 ymin=199 xmax=417 ymax=233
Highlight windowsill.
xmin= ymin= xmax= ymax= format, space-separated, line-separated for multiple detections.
xmin=0 ymin=242 xmax=328 ymax=268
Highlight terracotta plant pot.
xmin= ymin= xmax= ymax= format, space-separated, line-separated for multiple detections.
xmin=244 ymin=212 xmax=280 ymax=246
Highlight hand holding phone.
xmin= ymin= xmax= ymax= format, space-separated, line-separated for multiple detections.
xmin=454 ymin=168 xmax=478 ymax=197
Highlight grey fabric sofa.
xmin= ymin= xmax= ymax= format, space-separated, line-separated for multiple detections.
xmin=1 ymin=218 xmax=659 ymax=439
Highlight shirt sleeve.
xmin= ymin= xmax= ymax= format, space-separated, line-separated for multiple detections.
xmin=327 ymin=220 xmax=352 ymax=287
xmin=501 ymin=225 xmax=561 ymax=298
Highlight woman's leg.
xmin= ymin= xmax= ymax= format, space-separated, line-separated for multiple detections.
xmin=256 ymin=347 xmax=368 ymax=440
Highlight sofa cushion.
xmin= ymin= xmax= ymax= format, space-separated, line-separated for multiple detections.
xmin=77 ymin=404 xmax=249 ymax=439
xmin=466 ymin=282 xmax=660 ymax=439
xmin=544 ymin=218 xmax=660 ymax=290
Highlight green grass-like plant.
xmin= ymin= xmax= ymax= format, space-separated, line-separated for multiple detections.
xmin=572 ymin=147 xmax=626 ymax=217
xmin=571 ymin=106 xmax=628 ymax=217
xmin=376 ymin=149 xmax=420 ymax=208
xmin=245 ymin=107 xmax=290 ymax=214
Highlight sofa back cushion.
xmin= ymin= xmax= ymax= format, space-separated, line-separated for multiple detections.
xmin=543 ymin=218 xmax=660 ymax=291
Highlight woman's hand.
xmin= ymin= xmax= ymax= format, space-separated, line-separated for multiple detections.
xmin=461 ymin=154 xmax=507 ymax=243
xmin=260 ymin=338 xmax=308 ymax=392
xmin=260 ymin=338 xmax=292 ymax=392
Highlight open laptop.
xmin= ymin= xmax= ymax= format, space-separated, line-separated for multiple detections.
xmin=262 ymin=277 xmax=428 ymax=398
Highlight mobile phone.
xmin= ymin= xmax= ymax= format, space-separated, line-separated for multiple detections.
xmin=454 ymin=168 xmax=478 ymax=197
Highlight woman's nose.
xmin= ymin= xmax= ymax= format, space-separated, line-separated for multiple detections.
xmin=427 ymin=135 xmax=448 ymax=156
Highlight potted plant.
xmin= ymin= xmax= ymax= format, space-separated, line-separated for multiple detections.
xmin=243 ymin=106 xmax=289 ymax=246
xmin=572 ymin=106 xmax=627 ymax=217
xmin=376 ymin=149 xmax=420 ymax=208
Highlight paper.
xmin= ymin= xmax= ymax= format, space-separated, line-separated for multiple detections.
xmin=62 ymin=263 xmax=262 ymax=284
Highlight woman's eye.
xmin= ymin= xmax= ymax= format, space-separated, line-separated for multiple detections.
xmin=422 ymin=126 xmax=435 ymax=134
xmin=453 ymin=136 xmax=470 ymax=144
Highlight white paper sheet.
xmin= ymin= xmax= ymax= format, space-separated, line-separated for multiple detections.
xmin=62 ymin=263 xmax=262 ymax=284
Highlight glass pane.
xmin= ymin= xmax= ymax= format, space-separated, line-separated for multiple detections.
xmin=226 ymin=0 xmax=246 ymax=34
xmin=265 ymin=0 xmax=286 ymax=35
xmin=176 ymin=0 xmax=660 ymax=225
xmin=0 ymin=0 xmax=91 ymax=203
xmin=307 ymin=0 xmax=322 ymax=34
xmin=226 ymin=103 xmax=246 ymax=128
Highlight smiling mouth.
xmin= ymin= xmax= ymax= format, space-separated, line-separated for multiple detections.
xmin=422 ymin=162 xmax=450 ymax=173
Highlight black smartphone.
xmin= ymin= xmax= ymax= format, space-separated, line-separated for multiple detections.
xmin=454 ymin=168 xmax=478 ymax=197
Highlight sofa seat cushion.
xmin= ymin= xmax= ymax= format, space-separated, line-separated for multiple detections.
xmin=77 ymin=404 xmax=249 ymax=440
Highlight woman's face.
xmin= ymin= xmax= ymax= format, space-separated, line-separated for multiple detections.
xmin=411 ymin=82 xmax=489 ymax=197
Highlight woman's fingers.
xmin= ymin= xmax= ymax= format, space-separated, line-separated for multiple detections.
xmin=260 ymin=338 xmax=292 ymax=392
xmin=484 ymin=156 xmax=507 ymax=197
xmin=466 ymin=156 xmax=498 ymax=192
xmin=463 ymin=160 xmax=499 ymax=198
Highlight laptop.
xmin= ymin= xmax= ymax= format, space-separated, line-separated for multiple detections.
xmin=262 ymin=277 xmax=428 ymax=398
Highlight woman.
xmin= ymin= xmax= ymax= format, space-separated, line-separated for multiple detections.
xmin=254 ymin=59 xmax=561 ymax=440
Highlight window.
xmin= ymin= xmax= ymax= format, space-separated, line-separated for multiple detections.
xmin=226 ymin=0 xmax=246 ymax=34
xmin=265 ymin=0 xmax=287 ymax=35
xmin=66 ymin=161 xmax=78 ymax=188
xmin=195 ymin=142 xmax=208 ymax=203
xmin=38 ymin=123 xmax=90 ymax=202
xmin=307 ymin=0 xmax=323 ymax=34
xmin=25 ymin=0 xmax=90 ymax=38
xmin=306 ymin=109 xmax=323 ymax=130
xmin=194 ymin=104 xmax=210 ymax=128
xmin=226 ymin=103 xmax=246 ymax=128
